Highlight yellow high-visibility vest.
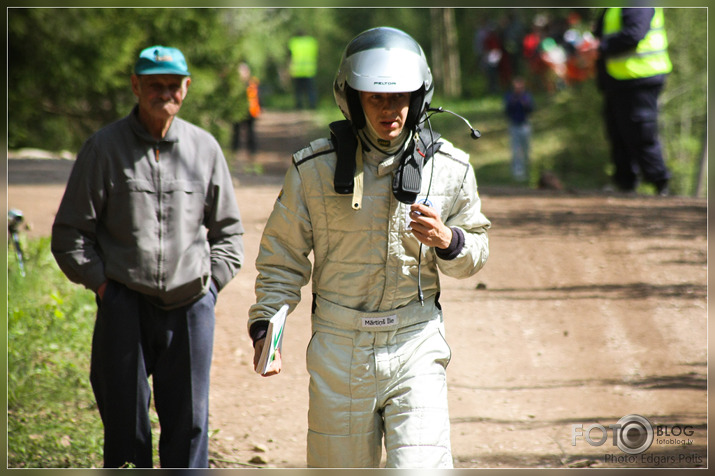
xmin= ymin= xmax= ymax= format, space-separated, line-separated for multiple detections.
xmin=289 ymin=35 xmax=319 ymax=78
xmin=603 ymin=8 xmax=672 ymax=80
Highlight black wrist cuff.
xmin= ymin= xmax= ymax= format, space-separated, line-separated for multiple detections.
xmin=435 ymin=227 xmax=464 ymax=261
xmin=249 ymin=320 xmax=269 ymax=347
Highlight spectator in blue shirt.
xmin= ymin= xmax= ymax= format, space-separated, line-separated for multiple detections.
xmin=504 ymin=77 xmax=534 ymax=182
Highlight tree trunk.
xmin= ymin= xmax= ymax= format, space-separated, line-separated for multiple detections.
xmin=695 ymin=129 xmax=707 ymax=197
xmin=431 ymin=8 xmax=462 ymax=98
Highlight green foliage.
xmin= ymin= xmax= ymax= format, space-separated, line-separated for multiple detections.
xmin=428 ymin=84 xmax=609 ymax=191
xmin=9 ymin=9 xmax=142 ymax=150
xmin=7 ymin=237 xmax=103 ymax=468
xmin=531 ymin=82 xmax=611 ymax=189
xmin=658 ymin=8 xmax=708 ymax=196
xmin=7 ymin=7 xmax=707 ymax=196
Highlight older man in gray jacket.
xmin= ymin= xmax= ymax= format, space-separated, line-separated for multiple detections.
xmin=52 ymin=45 xmax=244 ymax=468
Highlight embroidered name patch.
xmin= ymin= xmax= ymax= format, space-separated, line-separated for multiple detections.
xmin=361 ymin=315 xmax=397 ymax=328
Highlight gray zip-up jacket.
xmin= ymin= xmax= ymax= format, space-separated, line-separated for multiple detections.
xmin=248 ymin=133 xmax=490 ymax=336
xmin=52 ymin=106 xmax=244 ymax=309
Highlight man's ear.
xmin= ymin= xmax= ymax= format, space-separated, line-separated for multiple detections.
xmin=130 ymin=74 xmax=141 ymax=97
xmin=182 ymin=77 xmax=192 ymax=99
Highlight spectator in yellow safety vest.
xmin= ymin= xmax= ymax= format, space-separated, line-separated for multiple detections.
xmin=594 ymin=7 xmax=672 ymax=196
xmin=288 ymin=30 xmax=319 ymax=109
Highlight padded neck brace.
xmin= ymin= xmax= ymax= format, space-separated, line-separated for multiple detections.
xmin=330 ymin=120 xmax=442 ymax=205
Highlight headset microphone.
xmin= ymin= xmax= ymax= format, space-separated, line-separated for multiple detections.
xmin=427 ymin=107 xmax=481 ymax=139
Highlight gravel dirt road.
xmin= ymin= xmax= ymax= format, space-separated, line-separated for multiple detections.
xmin=7 ymin=110 xmax=707 ymax=470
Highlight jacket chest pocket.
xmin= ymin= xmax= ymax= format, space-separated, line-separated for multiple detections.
xmin=107 ymin=179 xmax=206 ymax=229
xmin=160 ymin=180 xmax=207 ymax=223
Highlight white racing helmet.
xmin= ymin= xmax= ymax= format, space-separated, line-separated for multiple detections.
xmin=333 ymin=27 xmax=434 ymax=131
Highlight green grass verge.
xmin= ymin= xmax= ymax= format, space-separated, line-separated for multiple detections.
xmin=7 ymin=237 xmax=103 ymax=468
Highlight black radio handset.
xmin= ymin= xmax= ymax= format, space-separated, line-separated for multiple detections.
xmin=427 ymin=107 xmax=481 ymax=140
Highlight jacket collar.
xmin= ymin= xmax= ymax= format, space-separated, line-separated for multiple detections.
xmin=128 ymin=105 xmax=181 ymax=145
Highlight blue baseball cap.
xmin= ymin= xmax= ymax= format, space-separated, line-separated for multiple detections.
xmin=134 ymin=45 xmax=190 ymax=76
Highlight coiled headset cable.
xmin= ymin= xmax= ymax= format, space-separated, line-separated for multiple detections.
xmin=415 ymin=107 xmax=480 ymax=306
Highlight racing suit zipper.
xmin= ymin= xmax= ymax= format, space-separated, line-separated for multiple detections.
xmin=378 ymin=185 xmax=399 ymax=311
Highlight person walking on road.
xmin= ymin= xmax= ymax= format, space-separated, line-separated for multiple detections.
xmin=504 ymin=76 xmax=534 ymax=182
xmin=594 ymin=7 xmax=673 ymax=196
xmin=231 ymin=62 xmax=262 ymax=173
xmin=248 ymin=27 xmax=490 ymax=468
xmin=288 ymin=31 xmax=319 ymax=109
xmin=51 ymin=45 xmax=244 ymax=468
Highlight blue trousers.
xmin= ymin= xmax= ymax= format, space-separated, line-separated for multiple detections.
xmin=90 ymin=280 xmax=216 ymax=468
xmin=508 ymin=122 xmax=531 ymax=181
xmin=293 ymin=76 xmax=317 ymax=109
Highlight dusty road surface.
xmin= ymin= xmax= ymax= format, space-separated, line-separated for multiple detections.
xmin=7 ymin=110 xmax=707 ymax=469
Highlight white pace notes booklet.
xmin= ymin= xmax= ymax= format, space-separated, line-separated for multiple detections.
xmin=255 ymin=304 xmax=289 ymax=375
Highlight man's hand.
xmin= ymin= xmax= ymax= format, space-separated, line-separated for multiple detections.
xmin=253 ymin=338 xmax=282 ymax=377
xmin=409 ymin=202 xmax=452 ymax=249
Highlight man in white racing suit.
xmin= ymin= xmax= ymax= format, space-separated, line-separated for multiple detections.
xmin=248 ymin=27 xmax=490 ymax=468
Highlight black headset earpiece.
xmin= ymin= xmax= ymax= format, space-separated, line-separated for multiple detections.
xmin=405 ymin=85 xmax=426 ymax=132
xmin=345 ymin=85 xmax=366 ymax=129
